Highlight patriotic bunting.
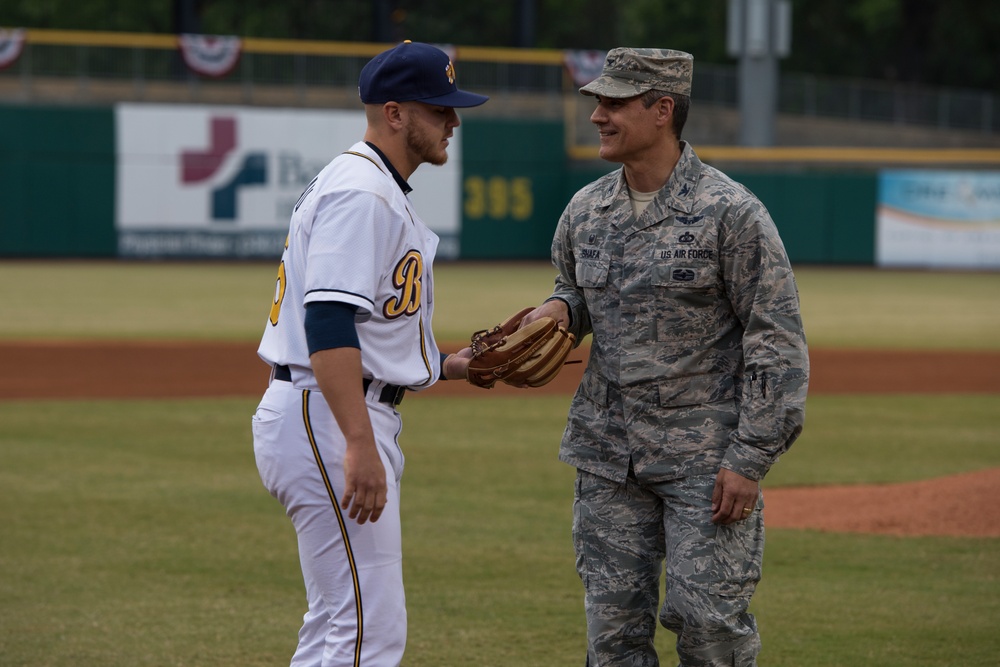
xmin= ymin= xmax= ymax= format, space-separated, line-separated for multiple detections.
xmin=0 ymin=28 xmax=26 ymax=71
xmin=178 ymin=33 xmax=242 ymax=78
xmin=563 ymin=49 xmax=607 ymax=87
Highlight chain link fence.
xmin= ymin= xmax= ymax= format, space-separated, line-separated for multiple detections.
xmin=1 ymin=30 xmax=996 ymax=135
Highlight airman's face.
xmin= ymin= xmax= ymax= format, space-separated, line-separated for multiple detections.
xmin=590 ymin=94 xmax=661 ymax=164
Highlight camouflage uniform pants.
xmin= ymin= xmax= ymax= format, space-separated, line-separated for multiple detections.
xmin=574 ymin=469 xmax=764 ymax=667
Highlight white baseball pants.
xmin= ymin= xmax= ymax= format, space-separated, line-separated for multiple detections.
xmin=253 ymin=380 xmax=406 ymax=667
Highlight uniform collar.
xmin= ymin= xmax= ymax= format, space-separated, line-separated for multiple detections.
xmin=597 ymin=141 xmax=701 ymax=216
xmin=365 ymin=141 xmax=413 ymax=195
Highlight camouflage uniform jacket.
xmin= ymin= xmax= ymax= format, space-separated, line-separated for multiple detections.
xmin=550 ymin=142 xmax=809 ymax=484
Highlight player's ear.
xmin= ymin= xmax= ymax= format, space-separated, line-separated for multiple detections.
xmin=382 ymin=102 xmax=405 ymax=129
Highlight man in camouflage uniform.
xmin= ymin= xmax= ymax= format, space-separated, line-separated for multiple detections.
xmin=521 ymin=48 xmax=809 ymax=666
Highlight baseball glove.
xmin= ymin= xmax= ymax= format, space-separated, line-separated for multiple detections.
xmin=467 ymin=307 xmax=576 ymax=389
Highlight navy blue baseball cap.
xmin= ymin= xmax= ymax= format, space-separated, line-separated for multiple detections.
xmin=359 ymin=41 xmax=489 ymax=108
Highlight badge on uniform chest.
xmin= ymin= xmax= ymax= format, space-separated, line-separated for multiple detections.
xmin=654 ymin=247 xmax=715 ymax=261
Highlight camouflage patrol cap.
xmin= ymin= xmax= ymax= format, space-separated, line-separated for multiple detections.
xmin=580 ymin=47 xmax=693 ymax=98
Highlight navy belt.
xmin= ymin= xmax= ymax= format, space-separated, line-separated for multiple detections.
xmin=273 ymin=365 xmax=406 ymax=407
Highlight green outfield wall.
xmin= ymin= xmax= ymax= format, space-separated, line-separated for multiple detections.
xmin=734 ymin=172 xmax=877 ymax=264
xmin=459 ymin=119 xmax=568 ymax=259
xmin=0 ymin=106 xmax=117 ymax=256
xmin=461 ymin=119 xmax=878 ymax=264
xmin=0 ymin=105 xmax=878 ymax=264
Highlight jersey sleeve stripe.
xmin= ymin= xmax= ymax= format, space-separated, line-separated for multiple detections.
xmin=305 ymin=288 xmax=375 ymax=309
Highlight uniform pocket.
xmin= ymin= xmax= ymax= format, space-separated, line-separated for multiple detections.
xmin=251 ymin=405 xmax=283 ymax=433
xmin=709 ymin=510 xmax=764 ymax=598
xmin=251 ymin=404 xmax=286 ymax=496
xmin=252 ymin=405 xmax=282 ymax=423
xmin=657 ymin=372 xmax=736 ymax=408
xmin=738 ymin=372 xmax=784 ymax=443
xmin=650 ymin=264 xmax=724 ymax=342
xmin=578 ymin=372 xmax=609 ymax=407
xmin=575 ymin=255 xmax=610 ymax=288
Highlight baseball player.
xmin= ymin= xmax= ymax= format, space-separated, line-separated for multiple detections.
xmin=251 ymin=41 xmax=487 ymax=667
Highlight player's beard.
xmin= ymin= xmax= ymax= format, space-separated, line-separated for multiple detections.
xmin=404 ymin=118 xmax=449 ymax=167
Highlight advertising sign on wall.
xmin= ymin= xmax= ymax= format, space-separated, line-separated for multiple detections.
xmin=876 ymin=170 xmax=1000 ymax=269
xmin=115 ymin=104 xmax=464 ymax=258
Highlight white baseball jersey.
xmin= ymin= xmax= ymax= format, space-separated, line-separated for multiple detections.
xmin=258 ymin=141 xmax=442 ymax=391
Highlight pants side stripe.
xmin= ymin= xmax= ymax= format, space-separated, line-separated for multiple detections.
xmin=301 ymin=389 xmax=364 ymax=667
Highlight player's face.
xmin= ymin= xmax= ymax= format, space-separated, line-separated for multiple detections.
xmin=590 ymin=94 xmax=660 ymax=164
xmin=403 ymin=102 xmax=460 ymax=167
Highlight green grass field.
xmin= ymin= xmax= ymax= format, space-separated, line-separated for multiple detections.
xmin=3 ymin=261 xmax=1000 ymax=348
xmin=0 ymin=261 xmax=998 ymax=666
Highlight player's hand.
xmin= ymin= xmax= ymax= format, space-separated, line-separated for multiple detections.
xmin=519 ymin=300 xmax=570 ymax=330
xmin=710 ymin=468 xmax=760 ymax=525
xmin=441 ymin=347 xmax=473 ymax=380
xmin=342 ymin=443 xmax=388 ymax=524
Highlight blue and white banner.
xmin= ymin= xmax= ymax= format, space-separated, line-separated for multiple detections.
xmin=876 ymin=170 xmax=1000 ymax=269
xmin=115 ymin=104 xmax=464 ymax=258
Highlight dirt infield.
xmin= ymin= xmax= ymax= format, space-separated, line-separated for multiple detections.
xmin=2 ymin=341 xmax=998 ymax=538
xmin=763 ymin=468 xmax=1000 ymax=538
xmin=4 ymin=341 xmax=999 ymax=401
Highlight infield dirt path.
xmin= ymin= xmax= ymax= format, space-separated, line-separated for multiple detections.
xmin=2 ymin=341 xmax=998 ymax=538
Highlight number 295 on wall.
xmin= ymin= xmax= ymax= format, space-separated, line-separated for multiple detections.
xmin=464 ymin=176 xmax=533 ymax=221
